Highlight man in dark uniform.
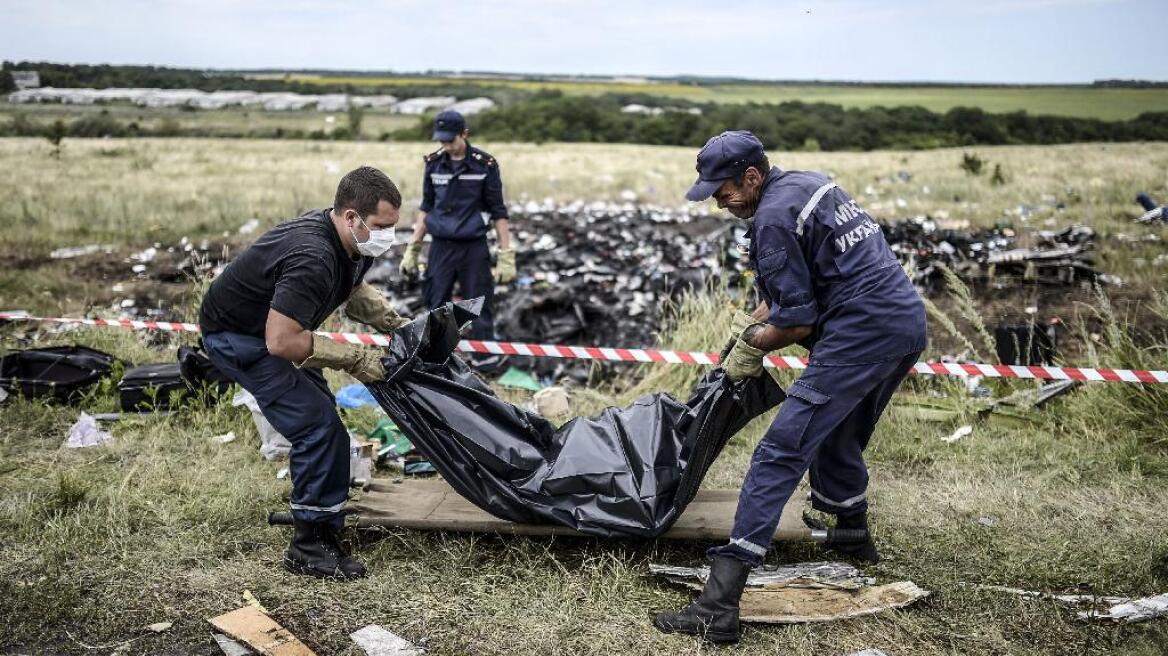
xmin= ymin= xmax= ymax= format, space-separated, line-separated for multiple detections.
xmin=654 ymin=131 xmax=927 ymax=643
xmin=399 ymin=110 xmax=513 ymax=360
xmin=199 ymin=166 xmax=411 ymax=581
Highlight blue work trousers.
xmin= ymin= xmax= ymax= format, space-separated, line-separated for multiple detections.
xmin=712 ymin=350 xmax=921 ymax=566
xmin=202 ymin=331 xmax=349 ymax=528
xmin=423 ymin=238 xmax=495 ymax=339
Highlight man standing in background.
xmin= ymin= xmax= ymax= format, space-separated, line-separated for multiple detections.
xmin=399 ymin=110 xmax=514 ymax=369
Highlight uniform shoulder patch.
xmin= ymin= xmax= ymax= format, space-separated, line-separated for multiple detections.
xmin=470 ymin=148 xmax=497 ymax=167
xmin=423 ymin=148 xmax=444 ymax=163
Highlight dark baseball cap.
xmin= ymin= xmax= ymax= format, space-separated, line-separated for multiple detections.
xmin=432 ymin=110 xmax=466 ymax=142
xmin=685 ymin=130 xmax=766 ymax=201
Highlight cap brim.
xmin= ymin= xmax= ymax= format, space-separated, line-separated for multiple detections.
xmin=685 ymin=177 xmax=724 ymax=202
xmin=432 ymin=130 xmax=458 ymax=142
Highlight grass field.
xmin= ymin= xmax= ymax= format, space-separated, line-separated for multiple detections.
xmin=2 ymin=137 xmax=1168 ymax=654
xmin=259 ymin=74 xmax=1168 ymax=121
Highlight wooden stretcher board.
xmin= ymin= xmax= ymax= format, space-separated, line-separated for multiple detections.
xmin=349 ymin=479 xmax=807 ymax=542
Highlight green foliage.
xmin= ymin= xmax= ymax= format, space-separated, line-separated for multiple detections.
xmin=390 ymin=92 xmax=1168 ymax=151
xmin=43 ymin=119 xmax=66 ymax=158
xmin=347 ymin=104 xmax=365 ymax=138
xmin=0 ymin=70 xmax=14 ymax=94
xmin=961 ymin=152 xmax=984 ymax=175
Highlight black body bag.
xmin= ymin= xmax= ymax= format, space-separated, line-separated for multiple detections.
xmin=118 ymin=363 xmax=191 ymax=412
xmin=366 ymin=300 xmax=785 ymax=539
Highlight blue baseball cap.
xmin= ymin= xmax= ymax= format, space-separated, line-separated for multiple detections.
xmin=432 ymin=110 xmax=466 ymax=142
xmin=685 ymin=130 xmax=766 ymax=202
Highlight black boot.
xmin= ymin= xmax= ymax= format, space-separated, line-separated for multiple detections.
xmin=827 ymin=512 xmax=879 ymax=564
xmin=283 ymin=519 xmax=368 ymax=580
xmin=653 ymin=556 xmax=752 ymax=644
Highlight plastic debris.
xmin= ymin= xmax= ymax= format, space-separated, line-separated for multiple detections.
xmin=211 ymin=432 xmax=237 ymax=444
xmin=350 ymin=624 xmax=424 ymax=656
xmin=943 ymin=425 xmax=973 ymax=443
xmin=0 ymin=387 xmax=7 ymax=404
xmin=978 ymin=584 xmax=1168 ymax=622
xmin=49 ymin=244 xmax=114 ymax=259
xmin=232 ymin=389 xmax=291 ymax=460
xmin=212 ymin=633 xmax=251 ymax=656
xmin=337 ymin=383 xmax=378 ymax=409
xmin=652 ymin=561 xmax=928 ymax=624
xmin=650 ymin=561 xmax=873 ymax=591
xmin=147 ymin=622 xmax=172 ymax=632
xmin=238 ymin=219 xmax=261 ymax=235
xmin=533 ymin=386 xmax=570 ymax=417
xmin=496 ymin=366 xmax=543 ymax=391
xmin=847 ymin=650 xmax=890 ymax=656
xmin=63 ymin=412 xmax=113 ymax=448
xmin=276 ymin=467 xmax=289 ymax=480
xmin=1080 ymin=593 xmax=1168 ymax=623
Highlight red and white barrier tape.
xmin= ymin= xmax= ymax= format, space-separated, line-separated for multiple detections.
xmin=2 ymin=313 xmax=1166 ymax=384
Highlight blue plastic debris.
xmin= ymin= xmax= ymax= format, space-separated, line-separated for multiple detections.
xmin=337 ymin=383 xmax=377 ymax=409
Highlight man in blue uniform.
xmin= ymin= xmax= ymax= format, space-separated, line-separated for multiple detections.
xmin=654 ymin=131 xmax=927 ymax=643
xmin=199 ymin=166 xmax=411 ymax=581
xmin=399 ymin=110 xmax=513 ymax=360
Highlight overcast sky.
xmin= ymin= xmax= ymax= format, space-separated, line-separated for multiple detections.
xmin=4 ymin=0 xmax=1166 ymax=83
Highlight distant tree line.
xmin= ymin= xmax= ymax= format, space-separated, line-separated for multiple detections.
xmin=1 ymin=61 xmax=530 ymax=104
xmin=389 ymin=91 xmax=1168 ymax=151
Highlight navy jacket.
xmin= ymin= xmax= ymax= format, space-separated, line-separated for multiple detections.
xmin=748 ymin=167 xmax=927 ymax=365
xmin=420 ymin=143 xmax=507 ymax=241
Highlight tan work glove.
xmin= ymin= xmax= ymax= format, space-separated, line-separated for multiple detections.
xmin=722 ymin=334 xmax=767 ymax=381
xmin=494 ymin=247 xmax=516 ymax=284
xmin=297 ymin=333 xmax=386 ymax=383
xmin=345 ymin=283 xmax=410 ymax=333
xmin=399 ymin=241 xmax=422 ymax=281
xmin=720 ymin=310 xmax=759 ymax=359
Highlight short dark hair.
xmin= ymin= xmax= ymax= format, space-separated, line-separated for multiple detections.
xmin=735 ymin=154 xmax=770 ymax=185
xmin=334 ymin=166 xmax=402 ymax=215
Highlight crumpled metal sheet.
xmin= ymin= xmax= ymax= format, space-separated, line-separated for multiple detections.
xmin=649 ymin=561 xmax=873 ymax=591
xmin=1079 ymin=593 xmax=1168 ymax=623
xmin=365 ymin=300 xmax=785 ymax=538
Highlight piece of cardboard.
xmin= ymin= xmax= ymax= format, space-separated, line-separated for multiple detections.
xmin=207 ymin=606 xmax=315 ymax=656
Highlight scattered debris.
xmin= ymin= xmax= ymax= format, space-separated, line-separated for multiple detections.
xmin=978 ymin=584 xmax=1168 ymax=623
xmin=496 ymin=366 xmax=543 ymax=391
xmin=943 ymin=425 xmax=973 ymax=444
xmin=49 ymin=244 xmax=115 ymax=259
xmin=976 ymin=516 xmax=998 ymax=527
xmin=242 ymin=589 xmax=268 ymax=613
xmin=651 ymin=561 xmax=928 ymax=624
xmin=650 ymin=561 xmax=873 ymax=591
xmin=276 ymin=467 xmax=289 ymax=480
xmin=847 ymin=650 xmax=890 ymax=656
xmin=350 ymin=624 xmax=424 ymax=656
xmin=1082 ymin=593 xmax=1168 ymax=623
xmin=213 ymin=633 xmax=252 ymax=656
xmin=233 ymin=389 xmax=291 ymax=460
xmin=211 ymin=432 xmax=237 ymax=444
xmin=238 ymin=219 xmax=261 ymax=235
xmin=64 ymin=412 xmax=113 ymax=449
xmin=533 ymin=386 xmax=571 ymax=417
xmin=207 ymin=606 xmax=315 ymax=655
xmin=336 ymin=383 xmax=378 ymax=409
xmin=147 ymin=621 xmax=173 ymax=633
xmin=0 ymin=387 xmax=7 ymax=404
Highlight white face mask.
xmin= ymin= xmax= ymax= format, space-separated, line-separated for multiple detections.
xmin=349 ymin=215 xmax=396 ymax=258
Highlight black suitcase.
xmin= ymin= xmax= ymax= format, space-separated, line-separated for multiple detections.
xmin=0 ymin=345 xmax=118 ymax=403
xmin=177 ymin=344 xmax=233 ymax=402
xmin=118 ymin=363 xmax=191 ymax=411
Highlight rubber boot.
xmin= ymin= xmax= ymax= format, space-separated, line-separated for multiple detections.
xmin=827 ymin=512 xmax=879 ymax=564
xmin=283 ymin=519 xmax=368 ymax=580
xmin=652 ymin=556 xmax=752 ymax=644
